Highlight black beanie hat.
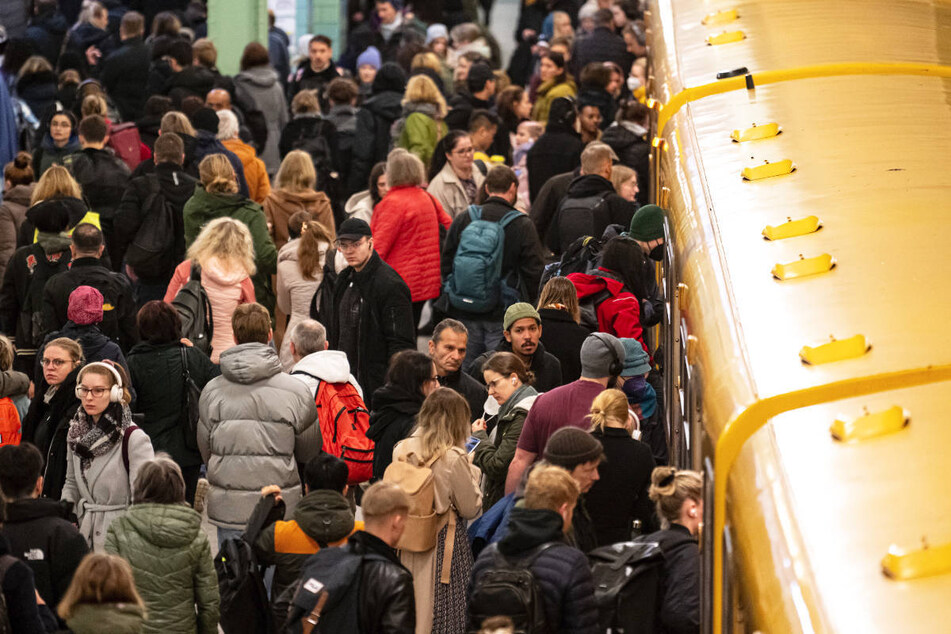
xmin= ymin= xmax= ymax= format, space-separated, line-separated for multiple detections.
xmin=543 ymin=427 xmax=604 ymax=469
xmin=191 ymin=107 xmax=219 ymax=134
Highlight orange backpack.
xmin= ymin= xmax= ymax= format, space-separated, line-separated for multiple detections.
xmin=0 ymin=398 xmax=21 ymax=447
xmin=302 ymin=376 xmax=374 ymax=485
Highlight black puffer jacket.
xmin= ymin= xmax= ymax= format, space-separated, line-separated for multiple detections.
xmin=348 ymin=530 xmax=416 ymax=633
xmin=548 ymin=174 xmax=637 ymax=255
xmin=440 ymin=195 xmax=546 ymax=320
xmin=470 ymin=507 xmax=599 ymax=634
xmin=1 ymin=498 xmax=89 ymax=608
xmin=526 ymin=120 xmax=584 ymax=204
xmin=22 ymin=367 xmax=81 ymax=501
xmin=366 ymin=383 xmax=423 ymax=481
xmin=322 ymin=252 xmax=416 ymax=410
xmin=98 ymin=36 xmax=150 ymax=122
xmin=649 ymin=524 xmax=700 ymax=634
xmin=538 ymin=307 xmax=590 ymax=383
xmin=349 ymin=64 xmax=407 ymax=193
xmin=468 ymin=338 xmax=562 ymax=393
xmin=601 ymin=123 xmax=650 ymax=206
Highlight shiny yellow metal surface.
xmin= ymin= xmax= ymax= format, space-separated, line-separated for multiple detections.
xmin=731 ymin=122 xmax=781 ymax=143
xmin=829 ymin=405 xmax=909 ymax=443
xmin=647 ymin=0 xmax=951 ymax=631
xmin=761 ymin=216 xmax=821 ymax=242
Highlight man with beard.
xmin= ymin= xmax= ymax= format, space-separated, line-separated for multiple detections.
xmin=429 ymin=319 xmax=486 ymax=421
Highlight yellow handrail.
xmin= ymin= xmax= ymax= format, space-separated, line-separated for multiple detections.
xmin=657 ymin=62 xmax=951 ymax=135
xmin=712 ymin=363 xmax=951 ymax=634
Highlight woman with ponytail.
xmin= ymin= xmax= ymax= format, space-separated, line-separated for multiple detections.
xmin=646 ymin=466 xmax=702 ymax=634
xmin=585 ymin=388 xmax=656 ymax=546
xmin=276 ymin=212 xmax=333 ymax=369
xmin=0 ymin=152 xmax=35 ymax=280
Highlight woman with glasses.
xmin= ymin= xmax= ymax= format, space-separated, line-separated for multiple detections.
xmin=366 ymin=350 xmax=439 ymax=482
xmin=62 ymin=361 xmax=154 ymax=552
xmin=22 ymin=338 xmax=84 ymax=500
xmin=426 ymin=129 xmax=485 ymax=220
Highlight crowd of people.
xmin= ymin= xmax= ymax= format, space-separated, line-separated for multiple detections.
xmin=0 ymin=0 xmax=701 ymax=632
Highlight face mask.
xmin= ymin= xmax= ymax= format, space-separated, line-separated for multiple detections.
xmin=627 ymin=76 xmax=642 ymax=92
xmin=649 ymin=244 xmax=664 ymax=261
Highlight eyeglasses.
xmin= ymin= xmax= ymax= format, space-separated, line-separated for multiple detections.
xmin=335 ymin=238 xmax=368 ymax=251
xmin=75 ymin=386 xmax=109 ymax=398
xmin=41 ymin=358 xmax=69 ymax=368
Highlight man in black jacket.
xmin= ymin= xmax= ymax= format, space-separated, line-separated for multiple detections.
xmin=571 ymin=9 xmax=632 ymax=77
xmin=161 ymin=40 xmax=215 ymax=106
xmin=467 ymin=303 xmax=562 ymax=392
xmin=442 ymin=166 xmax=545 ymax=369
xmin=288 ymin=35 xmax=340 ymax=109
xmin=548 ymin=142 xmax=638 ymax=255
xmin=429 ymin=319 xmax=487 ymax=421
xmin=349 ymin=63 xmax=406 ymax=194
xmin=64 ymin=115 xmax=130 ymax=272
xmin=321 ymin=218 xmax=415 ymax=409
xmin=114 ymin=132 xmax=196 ymax=306
xmin=444 ymin=62 xmax=496 ymax=131
xmin=526 ymin=97 xmax=584 ymax=203
xmin=41 ymin=223 xmax=137 ymax=352
xmin=0 ymin=443 xmax=88 ymax=611
xmin=97 ymin=11 xmax=149 ymax=122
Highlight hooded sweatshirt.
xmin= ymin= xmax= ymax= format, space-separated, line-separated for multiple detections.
xmin=263 ymin=189 xmax=334 ymax=251
xmin=104 ymin=503 xmax=219 ymax=634
xmin=366 ymin=383 xmax=424 ymax=481
xmin=234 ymin=65 xmax=288 ymax=174
xmin=289 ymin=348 xmax=362 ymax=398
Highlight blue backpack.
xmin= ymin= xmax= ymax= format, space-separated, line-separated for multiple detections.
xmin=445 ymin=205 xmax=523 ymax=313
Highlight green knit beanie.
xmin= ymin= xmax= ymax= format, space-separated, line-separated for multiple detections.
xmin=628 ymin=205 xmax=666 ymax=241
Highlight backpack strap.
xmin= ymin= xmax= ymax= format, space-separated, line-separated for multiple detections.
xmin=300 ymin=589 xmax=329 ymax=634
xmin=290 ymin=370 xmax=321 ymax=382
xmin=498 ymin=209 xmax=522 ymax=229
xmin=190 ymin=262 xmax=202 ymax=282
xmin=439 ymin=511 xmax=457 ymax=585
xmin=121 ymin=425 xmax=139 ymax=473
xmin=467 ymin=205 xmax=482 ymax=223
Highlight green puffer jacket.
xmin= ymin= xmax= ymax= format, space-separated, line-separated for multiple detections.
xmin=105 ymin=503 xmax=220 ymax=634
xmin=397 ymin=103 xmax=446 ymax=170
xmin=182 ymin=184 xmax=278 ymax=312
xmin=66 ymin=603 xmax=145 ymax=634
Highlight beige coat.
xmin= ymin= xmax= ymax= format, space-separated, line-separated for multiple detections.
xmin=392 ymin=434 xmax=482 ymax=634
xmin=276 ymin=238 xmax=328 ymax=370
xmin=426 ymin=162 xmax=485 ymax=220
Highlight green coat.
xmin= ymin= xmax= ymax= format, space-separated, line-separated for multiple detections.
xmin=127 ymin=342 xmax=220 ymax=467
xmin=472 ymin=386 xmax=538 ymax=509
xmin=531 ymin=78 xmax=578 ymax=125
xmin=105 ymin=504 xmax=220 ymax=634
xmin=182 ymin=184 xmax=278 ymax=312
xmin=67 ymin=603 xmax=145 ymax=634
xmin=399 ymin=110 xmax=446 ymax=169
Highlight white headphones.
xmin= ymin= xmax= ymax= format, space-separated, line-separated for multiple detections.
xmin=77 ymin=362 xmax=124 ymax=403
xmin=511 ymin=377 xmax=517 ymax=386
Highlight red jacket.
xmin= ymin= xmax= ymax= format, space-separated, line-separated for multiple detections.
xmin=567 ymin=269 xmax=648 ymax=355
xmin=371 ymin=185 xmax=451 ymax=302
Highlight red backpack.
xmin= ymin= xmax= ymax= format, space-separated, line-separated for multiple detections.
xmin=108 ymin=122 xmax=144 ymax=171
xmin=311 ymin=379 xmax=374 ymax=484
xmin=0 ymin=398 xmax=21 ymax=447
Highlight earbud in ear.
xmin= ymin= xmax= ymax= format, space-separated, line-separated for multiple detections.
xmin=511 ymin=378 xmax=517 ymax=386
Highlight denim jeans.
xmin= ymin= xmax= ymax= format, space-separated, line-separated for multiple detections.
xmin=460 ymin=318 xmax=504 ymax=374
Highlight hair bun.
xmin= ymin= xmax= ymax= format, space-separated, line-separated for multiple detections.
xmin=14 ymin=152 xmax=31 ymax=169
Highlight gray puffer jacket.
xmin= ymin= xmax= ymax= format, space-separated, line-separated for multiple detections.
xmin=198 ymin=343 xmax=318 ymax=530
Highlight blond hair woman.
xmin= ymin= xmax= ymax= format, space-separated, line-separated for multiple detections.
xmin=391 ymin=387 xmax=482 ymax=634
xmin=263 ymin=149 xmax=335 ymax=251
xmin=58 ymin=553 xmax=146 ymax=633
xmin=165 ymin=217 xmax=256 ymax=362
xmin=276 ymin=212 xmax=334 ymax=369
xmin=397 ymin=74 xmax=448 ymax=169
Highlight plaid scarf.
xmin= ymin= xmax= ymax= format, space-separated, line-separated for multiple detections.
xmin=66 ymin=402 xmax=133 ymax=474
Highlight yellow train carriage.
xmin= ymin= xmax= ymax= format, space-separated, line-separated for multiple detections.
xmin=645 ymin=1 xmax=951 ymax=631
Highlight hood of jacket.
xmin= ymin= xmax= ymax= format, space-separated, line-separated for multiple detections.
xmin=268 ymin=188 xmax=323 ymax=215
xmin=2 ymin=183 xmax=34 ymax=208
xmin=566 ymin=173 xmax=615 ymax=198
xmin=198 ymin=256 xmax=251 ymax=287
xmin=569 ymin=269 xmax=625 ymax=299
xmin=118 ymin=503 xmax=202 ymax=549
xmin=219 ymin=342 xmax=284 ymax=384
xmin=3 ymin=496 xmax=73 ymax=523
xmin=41 ymin=131 xmax=81 ymax=154
xmin=601 ymin=123 xmax=640 ymax=150
xmin=366 ymin=383 xmax=423 ymax=440
xmin=278 ymin=238 xmax=300 ymax=264
xmin=497 ymin=384 xmax=538 ymax=421
xmin=187 ymin=184 xmax=251 ymax=224
xmin=16 ymin=69 xmax=57 ymax=94
xmin=402 ymin=100 xmax=440 ymax=118
xmin=291 ymin=349 xmax=356 ymax=383
xmin=237 ymin=64 xmax=280 ymax=89
xmin=365 ymin=90 xmax=404 ymax=121
xmin=56 ymin=322 xmax=113 ymax=359
xmin=30 ymin=11 xmax=69 ymax=35
xmin=67 ymin=603 xmax=146 ymax=634
xmin=293 ymin=490 xmax=355 ymax=543
xmin=26 ymin=195 xmax=87 ymax=232
xmin=498 ymin=507 xmax=566 ymax=555
xmin=372 ymin=62 xmax=407 ymax=95
xmin=345 ymin=190 xmax=373 ymax=215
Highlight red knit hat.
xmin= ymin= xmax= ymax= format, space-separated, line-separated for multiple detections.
xmin=67 ymin=286 xmax=103 ymax=325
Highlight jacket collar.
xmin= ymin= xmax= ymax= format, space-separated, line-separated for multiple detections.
xmin=69 ymin=256 xmax=106 ymax=269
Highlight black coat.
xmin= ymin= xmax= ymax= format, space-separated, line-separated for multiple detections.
xmin=162 ymin=65 xmax=216 ymax=104
xmin=538 ymin=307 xmax=589 ymax=383
xmin=468 ymin=338 xmax=562 ymax=393
xmin=526 ymin=127 xmax=583 ymax=203
xmin=571 ymin=26 xmax=631 ymax=77
xmin=529 ymin=170 xmax=575 ymax=249
xmin=25 ymin=11 xmax=69 ymax=67
xmin=127 ymin=342 xmax=220 ymax=468
xmin=63 ymin=147 xmax=130 ymax=223
xmin=323 ymin=252 xmax=416 ymax=409
xmin=548 ymin=174 xmax=638 ymax=255
xmin=348 ymin=531 xmax=416 ymax=633
xmin=22 ymin=367 xmax=81 ymax=500
xmin=99 ymin=36 xmax=151 ymax=122
xmin=287 ymin=61 xmax=340 ymax=112
xmin=15 ymin=70 xmax=57 ymax=122
xmin=1 ymin=498 xmax=89 ymax=608
xmin=438 ymin=369 xmax=487 ymax=422
xmin=649 ymin=524 xmax=700 ymax=634
xmin=16 ymin=197 xmax=88 ymax=250
xmin=41 ymin=257 xmax=138 ymax=352
xmin=348 ymin=64 xmax=406 ymax=192
xmin=0 ymin=534 xmax=59 ymax=633
xmin=601 ymin=123 xmax=650 ymax=206
xmin=278 ymin=115 xmax=339 ymax=166
xmin=366 ymin=383 xmax=423 ymax=481
xmin=440 ymin=195 xmax=546 ymax=320
xmin=444 ymin=91 xmax=492 ymax=132
xmin=587 ymin=427 xmax=656 ymax=546
xmin=470 ymin=507 xmax=599 ymax=634
xmin=114 ymin=162 xmax=197 ymax=285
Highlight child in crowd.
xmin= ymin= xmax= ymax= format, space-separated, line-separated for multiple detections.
xmin=512 ymin=120 xmax=544 ymax=212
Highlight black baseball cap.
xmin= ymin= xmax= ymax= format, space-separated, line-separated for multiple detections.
xmin=337 ymin=218 xmax=372 ymax=241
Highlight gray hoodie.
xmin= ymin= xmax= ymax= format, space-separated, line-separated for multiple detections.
xmin=197 ymin=343 xmax=318 ymax=529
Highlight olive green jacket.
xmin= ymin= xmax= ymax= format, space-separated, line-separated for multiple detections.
xmin=66 ymin=603 xmax=145 ymax=634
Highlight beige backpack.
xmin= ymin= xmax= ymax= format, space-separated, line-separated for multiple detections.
xmin=383 ymin=450 xmax=443 ymax=552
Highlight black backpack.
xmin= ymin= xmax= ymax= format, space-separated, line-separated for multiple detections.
xmin=171 ymin=263 xmax=213 ymax=357
xmin=588 ymin=539 xmax=665 ymax=634
xmin=467 ymin=542 xmax=557 ymax=634
xmin=125 ymin=175 xmax=176 ymax=280
xmin=0 ymin=555 xmax=16 ymax=633
xmin=539 ymin=234 xmax=603 ymax=295
xmin=215 ymin=494 xmax=285 ymax=634
xmin=309 ymin=248 xmax=339 ymax=325
xmin=552 ymin=192 xmax=610 ymax=254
